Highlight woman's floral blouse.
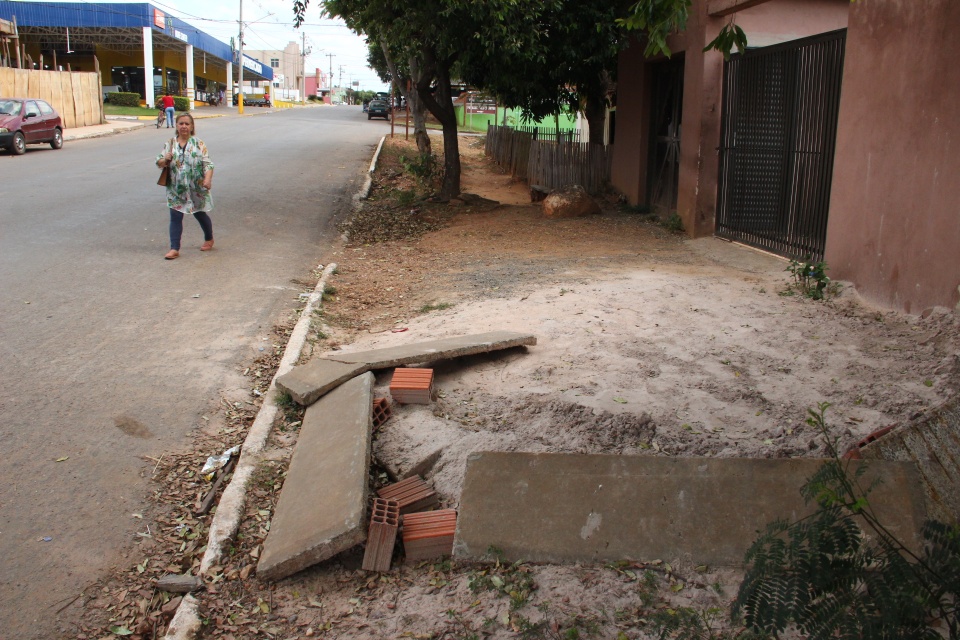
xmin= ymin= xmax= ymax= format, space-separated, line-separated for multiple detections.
xmin=156 ymin=137 xmax=215 ymax=214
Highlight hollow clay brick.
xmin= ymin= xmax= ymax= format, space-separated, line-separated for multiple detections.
xmin=362 ymin=498 xmax=400 ymax=572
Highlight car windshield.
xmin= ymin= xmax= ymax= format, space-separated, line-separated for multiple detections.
xmin=0 ymin=100 xmax=22 ymax=116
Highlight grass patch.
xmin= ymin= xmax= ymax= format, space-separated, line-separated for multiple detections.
xmin=419 ymin=302 xmax=454 ymax=313
xmin=104 ymin=104 xmax=158 ymax=117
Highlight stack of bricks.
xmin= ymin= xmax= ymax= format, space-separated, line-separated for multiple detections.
xmin=372 ymin=397 xmax=393 ymax=429
xmin=389 ymin=368 xmax=434 ymax=404
xmin=402 ymin=509 xmax=458 ymax=561
xmin=376 ymin=476 xmax=439 ymax=515
xmin=362 ymin=497 xmax=400 ymax=572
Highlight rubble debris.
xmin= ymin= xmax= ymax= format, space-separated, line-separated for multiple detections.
xmin=372 ymin=397 xmax=393 ymax=429
xmin=362 ymin=498 xmax=400 ymax=572
xmin=156 ymin=574 xmax=203 ymax=594
xmin=389 ymin=368 xmax=434 ymax=404
xmin=377 ymin=475 xmax=440 ymax=515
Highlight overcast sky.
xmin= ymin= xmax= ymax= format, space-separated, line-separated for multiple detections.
xmin=20 ymin=0 xmax=389 ymax=91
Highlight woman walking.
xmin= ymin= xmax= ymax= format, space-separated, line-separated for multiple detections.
xmin=155 ymin=113 xmax=215 ymax=260
xmin=160 ymin=91 xmax=176 ymax=128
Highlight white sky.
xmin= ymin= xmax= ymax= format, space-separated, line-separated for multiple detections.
xmin=20 ymin=0 xmax=389 ymax=91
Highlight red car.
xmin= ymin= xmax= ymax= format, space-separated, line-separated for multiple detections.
xmin=0 ymin=98 xmax=65 ymax=155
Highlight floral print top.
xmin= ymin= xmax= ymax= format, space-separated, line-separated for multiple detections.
xmin=156 ymin=137 xmax=215 ymax=214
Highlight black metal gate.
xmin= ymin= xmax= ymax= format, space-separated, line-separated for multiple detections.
xmin=715 ymin=30 xmax=846 ymax=260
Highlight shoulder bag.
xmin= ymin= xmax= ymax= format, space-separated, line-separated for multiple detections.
xmin=157 ymin=138 xmax=175 ymax=186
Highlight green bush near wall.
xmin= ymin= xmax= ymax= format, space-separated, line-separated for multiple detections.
xmin=154 ymin=96 xmax=191 ymax=111
xmin=106 ymin=92 xmax=142 ymax=107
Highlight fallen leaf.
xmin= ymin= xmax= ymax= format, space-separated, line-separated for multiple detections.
xmin=55 ymin=456 xmax=69 ymax=462
xmin=613 ymin=397 xmax=627 ymax=404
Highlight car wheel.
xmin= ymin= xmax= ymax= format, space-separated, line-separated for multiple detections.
xmin=12 ymin=132 xmax=25 ymax=155
xmin=50 ymin=128 xmax=63 ymax=150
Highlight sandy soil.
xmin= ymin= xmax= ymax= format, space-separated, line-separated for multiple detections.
xmin=74 ymin=135 xmax=960 ymax=639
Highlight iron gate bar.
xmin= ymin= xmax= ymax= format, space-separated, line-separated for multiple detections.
xmin=715 ymin=29 xmax=846 ymax=261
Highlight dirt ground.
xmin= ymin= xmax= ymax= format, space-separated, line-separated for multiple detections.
xmin=74 ymin=136 xmax=960 ymax=639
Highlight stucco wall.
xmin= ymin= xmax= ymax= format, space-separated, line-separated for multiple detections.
xmin=825 ymin=0 xmax=960 ymax=313
xmin=611 ymin=0 xmax=848 ymax=238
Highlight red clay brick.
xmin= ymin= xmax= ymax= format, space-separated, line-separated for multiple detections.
xmin=372 ymin=397 xmax=393 ymax=429
xmin=362 ymin=498 xmax=400 ymax=572
xmin=390 ymin=368 xmax=434 ymax=405
xmin=401 ymin=509 xmax=457 ymax=561
xmin=377 ymin=476 xmax=440 ymax=514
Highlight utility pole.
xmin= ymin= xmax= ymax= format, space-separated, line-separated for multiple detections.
xmin=300 ymin=31 xmax=311 ymax=106
xmin=237 ymin=0 xmax=244 ymax=115
xmin=325 ymin=53 xmax=335 ymax=102
xmin=338 ymin=64 xmax=346 ymax=102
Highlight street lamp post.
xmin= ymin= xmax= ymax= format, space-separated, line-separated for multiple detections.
xmin=237 ymin=0 xmax=244 ymax=115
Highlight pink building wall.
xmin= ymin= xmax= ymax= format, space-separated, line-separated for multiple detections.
xmin=612 ymin=0 xmax=849 ymax=237
xmin=825 ymin=0 xmax=960 ymax=313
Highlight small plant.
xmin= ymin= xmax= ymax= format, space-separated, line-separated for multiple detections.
xmin=734 ymin=402 xmax=960 ymax=639
xmin=395 ymin=188 xmax=418 ymax=207
xmin=663 ymin=213 xmax=685 ymax=233
xmin=419 ymin=302 xmax=454 ymax=313
xmin=400 ymin=152 xmax=440 ymax=188
xmin=785 ymin=258 xmax=835 ymax=300
xmin=468 ymin=547 xmax=538 ymax=610
xmin=621 ymin=202 xmax=653 ymax=215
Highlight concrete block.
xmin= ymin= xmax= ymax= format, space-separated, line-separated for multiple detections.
xmin=362 ymin=498 xmax=400 ymax=572
xmin=453 ymin=452 xmax=926 ymax=566
xmin=256 ymin=373 xmax=375 ymax=581
xmin=861 ymin=396 xmax=960 ymax=523
xmin=276 ymin=331 xmax=536 ymax=406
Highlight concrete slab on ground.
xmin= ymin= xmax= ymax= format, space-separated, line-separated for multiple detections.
xmin=257 ymin=372 xmax=374 ymax=581
xmin=453 ymin=452 xmax=926 ymax=565
xmin=862 ymin=395 xmax=960 ymax=523
xmin=276 ymin=331 xmax=536 ymax=405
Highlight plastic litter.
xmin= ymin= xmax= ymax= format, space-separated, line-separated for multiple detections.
xmin=201 ymin=445 xmax=240 ymax=478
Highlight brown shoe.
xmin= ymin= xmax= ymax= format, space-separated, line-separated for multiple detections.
xmin=200 ymin=239 xmax=214 ymax=251
xmin=164 ymin=249 xmax=180 ymax=260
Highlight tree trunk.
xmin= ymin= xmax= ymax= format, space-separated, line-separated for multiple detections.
xmin=407 ymin=58 xmax=431 ymax=155
xmin=379 ymin=38 xmax=431 ymax=155
xmin=584 ymin=96 xmax=607 ymax=146
xmin=417 ymin=55 xmax=460 ymax=200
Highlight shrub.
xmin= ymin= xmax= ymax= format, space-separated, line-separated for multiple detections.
xmin=154 ymin=96 xmax=191 ymax=111
xmin=106 ymin=92 xmax=142 ymax=107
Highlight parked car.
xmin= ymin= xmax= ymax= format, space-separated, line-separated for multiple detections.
xmin=0 ymin=98 xmax=64 ymax=155
xmin=367 ymin=99 xmax=390 ymax=120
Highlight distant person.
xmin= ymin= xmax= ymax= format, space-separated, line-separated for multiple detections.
xmin=160 ymin=91 xmax=175 ymax=128
xmin=218 ymin=89 xmax=225 ymax=106
xmin=155 ymin=113 xmax=215 ymax=260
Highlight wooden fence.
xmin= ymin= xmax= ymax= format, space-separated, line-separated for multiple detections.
xmin=0 ymin=68 xmax=103 ymax=128
xmin=485 ymin=124 xmax=611 ymax=194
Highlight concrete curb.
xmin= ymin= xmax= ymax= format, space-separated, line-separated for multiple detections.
xmin=163 ymin=263 xmax=337 ymax=640
xmin=354 ymin=135 xmax=385 ymax=205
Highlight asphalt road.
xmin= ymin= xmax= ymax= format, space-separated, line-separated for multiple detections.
xmin=0 ymin=106 xmax=387 ymax=636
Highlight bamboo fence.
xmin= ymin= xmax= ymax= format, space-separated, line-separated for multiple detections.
xmin=0 ymin=67 xmax=103 ymax=128
xmin=485 ymin=124 xmax=611 ymax=194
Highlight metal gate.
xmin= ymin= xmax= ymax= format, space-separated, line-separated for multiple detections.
xmin=715 ymin=30 xmax=846 ymax=260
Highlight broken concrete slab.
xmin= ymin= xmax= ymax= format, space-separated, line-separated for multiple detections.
xmin=274 ymin=359 xmax=367 ymax=407
xmin=257 ymin=373 xmax=375 ymax=581
xmin=453 ymin=452 xmax=926 ymax=566
xmin=861 ymin=396 xmax=960 ymax=523
xmin=276 ymin=331 xmax=536 ymax=406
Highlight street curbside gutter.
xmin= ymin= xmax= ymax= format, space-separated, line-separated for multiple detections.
xmin=353 ymin=135 xmax=385 ymax=205
xmin=163 ymin=262 xmax=338 ymax=640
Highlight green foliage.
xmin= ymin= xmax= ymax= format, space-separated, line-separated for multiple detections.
xmin=153 ymin=96 xmax=191 ymax=111
xmin=621 ymin=202 xmax=653 ymax=215
xmin=618 ymin=0 xmax=691 ymax=57
xmin=651 ymin=605 xmax=758 ymax=640
xmin=419 ymin=302 xmax=453 ymax=313
xmin=106 ymin=92 xmax=142 ymax=107
xmin=734 ymin=403 xmax=960 ymax=640
xmin=704 ymin=24 xmax=748 ymax=60
xmin=663 ymin=213 xmax=684 ymax=233
xmin=468 ymin=548 xmax=537 ymax=610
xmin=399 ymin=152 xmax=440 ymax=188
xmin=785 ymin=258 xmax=835 ymax=300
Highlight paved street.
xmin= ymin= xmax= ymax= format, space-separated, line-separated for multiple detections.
xmin=0 ymin=106 xmax=386 ymax=636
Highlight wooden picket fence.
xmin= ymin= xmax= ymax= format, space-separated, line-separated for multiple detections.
xmin=485 ymin=124 xmax=611 ymax=194
xmin=0 ymin=67 xmax=103 ymax=129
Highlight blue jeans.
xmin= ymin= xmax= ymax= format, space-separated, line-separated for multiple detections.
xmin=169 ymin=209 xmax=213 ymax=250
xmin=164 ymin=106 xmax=175 ymax=128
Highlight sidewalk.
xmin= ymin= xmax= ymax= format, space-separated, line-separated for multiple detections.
xmin=64 ymin=103 xmax=280 ymax=142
